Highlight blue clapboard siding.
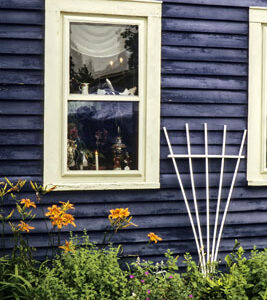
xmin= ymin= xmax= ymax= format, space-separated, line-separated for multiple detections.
xmin=1 ymin=0 xmax=267 ymax=263
xmin=164 ymin=0 xmax=267 ymax=7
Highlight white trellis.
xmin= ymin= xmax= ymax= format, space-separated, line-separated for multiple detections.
xmin=163 ymin=123 xmax=247 ymax=274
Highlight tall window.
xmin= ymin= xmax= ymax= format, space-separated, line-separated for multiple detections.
xmin=248 ymin=7 xmax=267 ymax=185
xmin=44 ymin=0 xmax=162 ymax=190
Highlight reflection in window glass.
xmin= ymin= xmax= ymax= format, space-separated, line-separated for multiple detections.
xmin=70 ymin=23 xmax=138 ymax=96
xmin=67 ymin=101 xmax=138 ymax=171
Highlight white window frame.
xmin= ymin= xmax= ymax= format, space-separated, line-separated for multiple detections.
xmin=44 ymin=0 xmax=162 ymax=190
xmin=248 ymin=7 xmax=267 ymax=185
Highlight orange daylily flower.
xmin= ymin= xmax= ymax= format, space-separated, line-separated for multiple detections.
xmin=20 ymin=198 xmax=36 ymax=209
xmin=17 ymin=221 xmax=35 ymax=232
xmin=46 ymin=202 xmax=76 ymax=229
xmin=45 ymin=205 xmax=61 ymax=217
xmin=147 ymin=232 xmax=162 ymax=244
xmin=51 ymin=215 xmax=64 ymax=229
xmin=109 ymin=208 xmax=121 ymax=219
xmin=59 ymin=240 xmax=75 ymax=253
xmin=109 ymin=208 xmax=130 ymax=220
xmin=119 ymin=207 xmax=130 ymax=218
xmin=61 ymin=213 xmax=76 ymax=227
xmin=108 ymin=208 xmax=137 ymax=232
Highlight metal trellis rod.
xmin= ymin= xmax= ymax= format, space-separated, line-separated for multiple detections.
xmin=163 ymin=123 xmax=247 ymax=274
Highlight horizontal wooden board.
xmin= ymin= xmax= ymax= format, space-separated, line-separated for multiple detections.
xmin=0 ymin=160 xmax=41 ymax=175
xmin=161 ymin=89 xmax=247 ymax=104
xmin=162 ymin=46 xmax=247 ymax=63
xmin=4 ymin=181 xmax=264 ymax=205
xmin=163 ymin=18 xmax=248 ymax=35
xmin=162 ymin=75 xmax=247 ymax=90
xmin=160 ymin=130 xmax=248 ymax=145
xmin=0 ymin=237 xmax=246 ymax=259
xmin=0 ymin=101 xmax=43 ymax=115
xmin=162 ymin=32 xmax=248 ymax=49
xmin=163 ymin=4 xmax=248 ymax=21
xmin=0 ymin=146 xmax=42 ymax=160
xmin=3 ymin=223 xmax=267 ymax=249
xmin=0 ymin=85 xmax=43 ymax=100
xmin=160 ymin=172 xmax=246 ymax=188
xmin=0 ymin=116 xmax=42 ymax=129
xmin=0 ymin=39 xmax=43 ymax=54
xmin=161 ymin=103 xmax=247 ymax=117
xmin=2 ymin=228 xmax=267 ymax=255
xmin=0 ymin=70 xmax=43 ymax=85
xmin=162 ymin=117 xmax=247 ymax=131
xmin=9 ymin=186 xmax=267 ymax=206
xmin=0 ymin=55 xmax=43 ymax=70
xmin=7 ymin=196 xmax=263 ymax=222
xmin=162 ymin=61 xmax=247 ymax=76
xmin=118 ymin=237 xmax=267 ymax=257
xmin=163 ymin=0 xmax=267 ymax=8
xmin=0 ymin=0 xmax=44 ymax=9
xmin=0 ymin=131 xmax=42 ymax=145
xmin=0 ymin=10 xmax=43 ymax=25
xmin=159 ymin=188 xmax=267 ymax=202
xmin=0 ymin=176 xmax=41 ymax=187
xmin=0 ymin=24 xmax=43 ymax=39
xmin=1 ymin=239 xmax=265 ymax=265
xmin=3 ymin=209 xmax=266 ymax=236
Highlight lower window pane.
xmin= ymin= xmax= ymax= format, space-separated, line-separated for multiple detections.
xmin=67 ymin=101 xmax=138 ymax=171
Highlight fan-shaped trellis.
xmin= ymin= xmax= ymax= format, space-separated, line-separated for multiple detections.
xmin=163 ymin=123 xmax=247 ymax=274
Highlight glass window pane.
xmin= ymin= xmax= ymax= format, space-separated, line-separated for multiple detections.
xmin=70 ymin=23 xmax=138 ymax=96
xmin=67 ymin=101 xmax=138 ymax=171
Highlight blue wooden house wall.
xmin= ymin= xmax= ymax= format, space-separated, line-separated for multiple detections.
xmin=1 ymin=0 xmax=267 ymax=262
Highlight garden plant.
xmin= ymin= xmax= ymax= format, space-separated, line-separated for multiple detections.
xmin=0 ymin=179 xmax=267 ymax=299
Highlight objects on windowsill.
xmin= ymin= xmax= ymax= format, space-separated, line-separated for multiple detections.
xmin=112 ymin=126 xmax=132 ymax=170
xmin=106 ymin=78 xmax=115 ymax=92
xmin=95 ymin=150 xmax=99 ymax=171
xmin=79 ymin=83 xmax=90 ymax=95
xmin=95 ymin=77 xmax=137 ymax=96
xmin=123 ymin=152 xmax=131 ymax=170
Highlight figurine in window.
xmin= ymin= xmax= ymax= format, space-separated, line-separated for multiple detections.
xmin=68 ymin=122 xmax=85 ymax=170
xmin=67 ymin=139 xmax=77 ymax=168
xmin=123 ymin=152 xmax=132 ymax=170
xmin=113 ymin=156 xmax=122 ymax=170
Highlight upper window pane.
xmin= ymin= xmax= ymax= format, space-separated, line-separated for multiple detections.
xmin=70 ymin=22 xmax=139 ymax=96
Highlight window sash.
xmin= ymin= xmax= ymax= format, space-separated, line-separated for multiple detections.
xmin=62 ymin=14 xmax=146 ymax=176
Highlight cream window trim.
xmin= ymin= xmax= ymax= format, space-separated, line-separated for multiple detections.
xmin=44 ymin=0 xmax=162 ymax=190
xmin=247 ymin=7 xmax=267 ymax=185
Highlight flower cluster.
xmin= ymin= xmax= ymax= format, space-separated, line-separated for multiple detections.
xmin=11 ymin=197 xmax=37 ymax=233
xmin=17 ymin=220 xmax=35 ymax=232
xmin=20 ymin=198 xmax=36 ymax=209
xmin=147 ymin=232 xmax=162 ymax=244
xmin=59 ymin=240 xmax=75 ymax=253
xmin=108 ymin=208 xmax=137 ymax=232
xmin=46 ymin=201 xmax=76 ymax=229
xmin=109 ymin=208 xmax=130 ymax=219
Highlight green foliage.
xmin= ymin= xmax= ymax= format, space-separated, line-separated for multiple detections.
xmin=127 ymin=250 xmax=190 ymax=300
xmin=1 ymin=243 xmax=267 ymax=300
xmin=0 ymin=256 xmax=40 ymax=300
xmin=33 ymin=237 xmax=130 ymax=300
xmin=1 ymin=179 xmax=267 ymax=300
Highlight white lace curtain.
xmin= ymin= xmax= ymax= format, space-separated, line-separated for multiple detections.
xmin=70 ymin=23 xmax=126 ymax=58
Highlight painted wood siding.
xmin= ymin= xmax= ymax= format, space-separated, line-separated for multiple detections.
xmin=0 ymin=0 xmax=267 ymax=262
